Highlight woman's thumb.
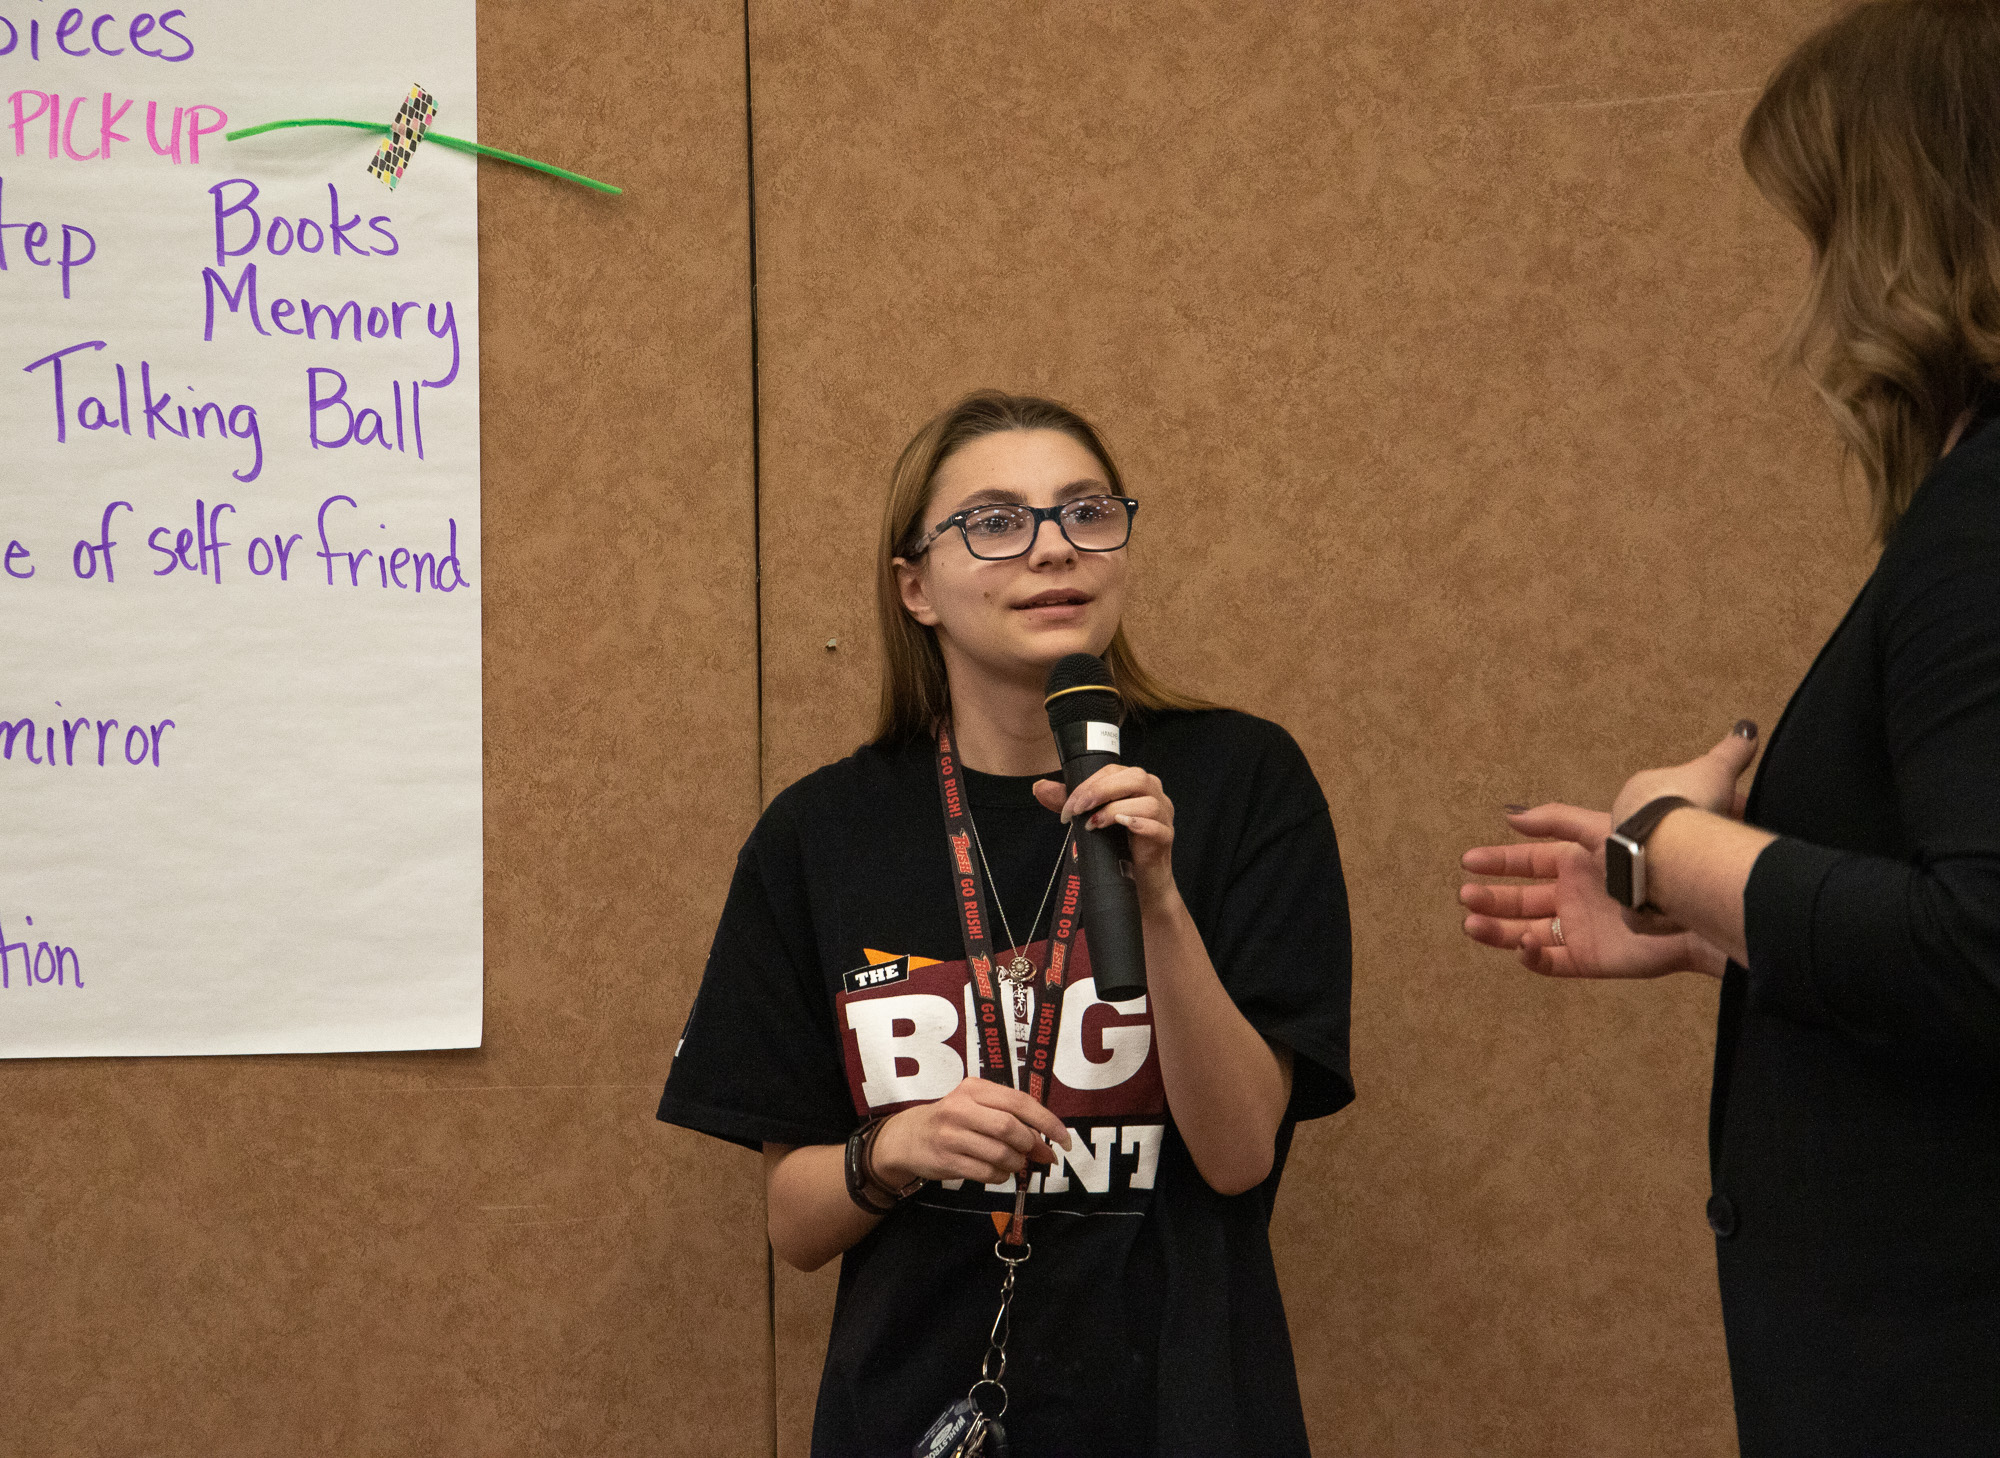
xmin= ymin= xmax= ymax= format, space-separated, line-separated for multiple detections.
xmin=1710 ymin=719 xmax=1760 ymax=777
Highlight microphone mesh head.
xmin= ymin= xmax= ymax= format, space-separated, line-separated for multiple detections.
xmin=1045 ymin=653 xmax=1123 ymax=728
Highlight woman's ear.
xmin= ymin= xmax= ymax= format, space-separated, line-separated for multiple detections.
xmin=893 ymin=556 xmax=941 ymax=627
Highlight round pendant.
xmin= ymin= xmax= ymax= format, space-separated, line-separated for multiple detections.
xmin=1002 ymin=955 xmax=1036 ymax=984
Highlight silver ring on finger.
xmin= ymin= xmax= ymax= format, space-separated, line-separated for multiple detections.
xmin=1550 ymin=916 xmax=1566 ymax=947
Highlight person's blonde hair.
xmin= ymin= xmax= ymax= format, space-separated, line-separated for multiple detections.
xmin=1742 ymin=0 xmax=2000 ymax=542
xmin=872 ymin=390 xmax=1213 ymax=746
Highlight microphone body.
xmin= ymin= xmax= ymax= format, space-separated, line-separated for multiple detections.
xmin=1046 ymin=657 xmax=1148 ymax=1002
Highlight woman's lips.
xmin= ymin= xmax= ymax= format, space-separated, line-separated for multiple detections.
xmin=1015 ymin=591 xmax=1093 ymax=611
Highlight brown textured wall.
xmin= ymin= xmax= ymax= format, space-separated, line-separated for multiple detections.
xmin=748 ymin=2 xmax=1856 ymax=1454
xmin=0 ymin=4 xmax=764 ymax=1456
xmin=3 ymin=2 xmax=1880 ymax=1454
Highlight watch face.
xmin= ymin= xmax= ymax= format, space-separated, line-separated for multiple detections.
xmin=1605 ymin=835 xmax=1639 ymax=908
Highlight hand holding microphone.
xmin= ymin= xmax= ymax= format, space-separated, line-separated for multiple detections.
xmin=1033 ymin=653 xmax=1167 ymax=1002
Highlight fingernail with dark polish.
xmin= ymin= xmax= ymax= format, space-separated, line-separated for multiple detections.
xmin=1733 ymin=719 xmax=1758 ymax=738
xmin=1504 ymin=803 xmax=1529 ymax=814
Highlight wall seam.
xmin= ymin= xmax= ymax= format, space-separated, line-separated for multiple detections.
xmin=744 ymin=0 xmax=767 ymax=815
xmin=743 ymin=5 xmax=777 ymax=1457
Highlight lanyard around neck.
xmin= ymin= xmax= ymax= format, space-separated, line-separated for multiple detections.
xmin=934 ymin=722 xmax=1082 ymax=1110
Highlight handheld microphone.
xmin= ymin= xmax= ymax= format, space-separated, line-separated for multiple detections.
xmin=1044 ymin=653 xmax=1147 ymax=1002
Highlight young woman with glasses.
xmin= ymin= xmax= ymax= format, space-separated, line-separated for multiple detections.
xmin=660 ymin=390 xmax=1352 ymax=1456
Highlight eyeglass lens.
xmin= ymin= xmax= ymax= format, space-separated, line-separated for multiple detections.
xmin=961 ymin=497 xmax=1132 ymax=559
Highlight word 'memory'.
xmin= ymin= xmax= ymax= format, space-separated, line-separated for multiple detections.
xmin=315 ymin=496 xmax=469 ymax=593
xmin=0 ymin=915 xmax=81 ymax=992
xmin=8 ymin=91 xmax=220 ymax=162
xmin=0 ymin=176 xmax=94 ymax=297
xmin=204 ymin=261 xmax=462 ymax=388
xmin=21 ymin=340 xmax=262 ymax=482
xmin=2 ymin=705 xmax=174 ymax=768
xmin=0 ymin=9 xmax=195 ymax=63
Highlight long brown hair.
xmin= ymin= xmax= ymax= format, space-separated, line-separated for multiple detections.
xmin=872 ymin=390 xmax=1213 ymax=746
xmin=1742 ymin=0 xmax=2000 ymax=542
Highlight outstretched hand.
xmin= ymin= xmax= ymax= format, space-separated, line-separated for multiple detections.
xmin=1460 ymin=803 xmax=1723 ymax=979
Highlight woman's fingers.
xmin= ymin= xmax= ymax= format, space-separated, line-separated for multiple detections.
xmin=1111 ymin=812 xmax=1172 ymax=846
xmin=1462 ymin=912 xmax=1548 ymax=949
xmin=1503 ymin=802 xmax=1612 ymax=845
xmin=964 ymin=1105 xmax=1058 ymax=1164
xmin=1462 ymin=842 xmax=1566 ymax=878
xmin=939 ymin=1130 xmax=1032 ymax=1179
xmin=1518 ymin=942 xmax=1590 ymax=979
xmin=1458 ymin=881 xmax=1556 ymax=920
xmin=1463 ymin=805 xmax=1605 ymax=881
xmin=1034 ymin=771 xmax=1172 ymax=836
xmin=1516 ymin=927 xmax=1585 ymax=978
xmin=960 ymin=1102 xmax=1039 ymax=1150
xmin=1059 ymin=765 xmax=1167 ymax=826
xmin=963 ymin=1077 xmax=1072 ymax=1151
xmin=1094 ymin=797 xmax=1165 ymax=831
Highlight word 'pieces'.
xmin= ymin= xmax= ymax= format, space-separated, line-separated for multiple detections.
xmin=366 ymin=84 xmax=437 ymax=190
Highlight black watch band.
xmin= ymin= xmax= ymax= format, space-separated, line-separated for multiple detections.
xmin=1604 ymin=795 xmax=1695 ymax=911
xmin=844 ymin=1115 xmax=921 ymax=1215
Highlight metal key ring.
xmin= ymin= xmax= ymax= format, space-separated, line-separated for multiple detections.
xmin=992 ymin=1241 xmax=1031 ymax=1265
xmin=968 ymin=1379 xmax=1010 ymax=1419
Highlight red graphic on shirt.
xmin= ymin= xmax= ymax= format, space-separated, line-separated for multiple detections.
xmin=834 ymin=936 xmax=1165 ymax=1123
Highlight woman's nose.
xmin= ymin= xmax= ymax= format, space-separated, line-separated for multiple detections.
xmin=1024 ymin=514 xmax=1074 ymax=564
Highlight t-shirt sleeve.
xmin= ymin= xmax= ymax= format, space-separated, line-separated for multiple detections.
xmin=1203 ymin=722 xmax=1355 ymax=1121
xmin=1743 ymin=483 xmax=2000 ymax=1065
xmin=657 ymin=795 xmax=859 ymax=1150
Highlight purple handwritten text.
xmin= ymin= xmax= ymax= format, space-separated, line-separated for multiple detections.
xmin=0 ymin=9 xmax=196 ymax=65
xmin=21 ymin=341 xmax=263 ymax=481
xmin=0 ymin=175 xmax=95 ymax=297
xmin=1 ymin=704 xmax=174 ymax=770
xmin=0 ymin=914 xmax=83 ymax=991
xmin=315 ymin=496 xmax=469 ymax=593
xmin=209 ymin=179 xmax=398 ymax=264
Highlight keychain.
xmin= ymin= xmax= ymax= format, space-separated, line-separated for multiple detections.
xmin=913 ymin=1238 xmax=1025 ymax=1457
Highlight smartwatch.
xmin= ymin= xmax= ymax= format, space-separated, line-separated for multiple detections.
xmin=1604 ymin=795 xmax=1695 ymax=911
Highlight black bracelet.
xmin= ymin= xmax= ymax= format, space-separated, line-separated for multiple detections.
xmin=844 ymin=1115 xmax=920 ymax=1215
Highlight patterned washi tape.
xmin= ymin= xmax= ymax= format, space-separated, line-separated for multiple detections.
xmin=366 ymin=85 xmax=438 ymax=189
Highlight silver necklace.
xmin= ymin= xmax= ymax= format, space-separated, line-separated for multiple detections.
xmin=967 ymin=809 xmax=1075 ymax=986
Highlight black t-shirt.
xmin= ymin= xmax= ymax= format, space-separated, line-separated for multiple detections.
xmin=659 ymin=708 xmax=1353 ymax=1458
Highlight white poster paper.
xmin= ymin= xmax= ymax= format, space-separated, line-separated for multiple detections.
xmin=1 ymin=2 xmax=481 ymax=1055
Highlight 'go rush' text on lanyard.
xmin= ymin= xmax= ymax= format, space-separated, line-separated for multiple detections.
xmin=934 ymin=721 xmax=1083 ymax=1247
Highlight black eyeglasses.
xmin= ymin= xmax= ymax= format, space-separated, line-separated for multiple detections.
xmin=905 ymin=495 xmax=1140 ymax=561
